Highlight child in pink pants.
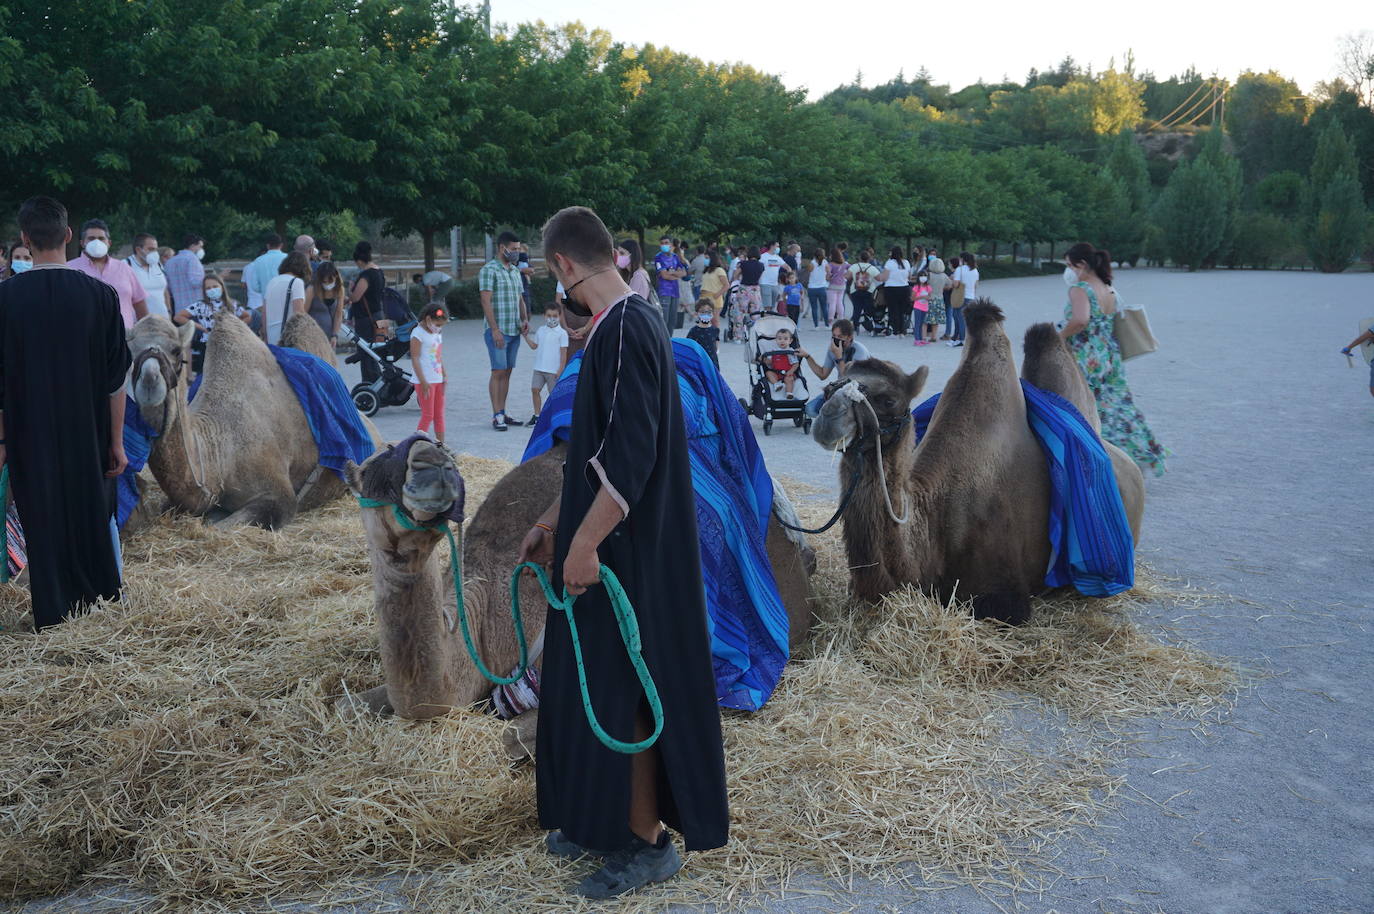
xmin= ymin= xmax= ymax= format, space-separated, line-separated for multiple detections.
xmin=409 ymin=304 xmax=448 ymax=441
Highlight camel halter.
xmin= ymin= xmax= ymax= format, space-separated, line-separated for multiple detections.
xmin=355 ymin=496 xmax=664 ymax=755
xmin=135 ymin=346 xmax=215 ymax=509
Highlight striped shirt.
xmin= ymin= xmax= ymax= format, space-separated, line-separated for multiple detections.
xmin=164 ymin=250 xmax=205 ymax=311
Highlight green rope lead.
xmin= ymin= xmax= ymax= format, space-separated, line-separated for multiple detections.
xmin=356 ymin=497 xmax=663 ymax=754
xmin=513 ymin=560 xmax=664 ymax=755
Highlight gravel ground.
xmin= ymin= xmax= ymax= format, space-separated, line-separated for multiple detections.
xmin=9 ymin=268 xmax=1372 ymax=913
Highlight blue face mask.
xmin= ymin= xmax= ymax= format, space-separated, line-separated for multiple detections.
xmin=660 ymin=244 xmax=671 ymax=253
xmin=10 ymin=260 xmax=33 ymax=274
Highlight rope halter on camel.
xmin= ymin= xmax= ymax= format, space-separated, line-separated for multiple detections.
xmin=829 ymin=378 xmax=910 ymax=526
xmin=355 ymin=496 xmax=663 ymax=754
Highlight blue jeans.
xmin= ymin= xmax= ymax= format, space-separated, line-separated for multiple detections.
xmin=807 ymin=288 xmax=827 ymax=327
xmin=660 ymin=295 xmax=682 ymax=331
xmin=950 ymin=306 xmax=966 ymax=341
xmin=483 ymin=328 xmax=521 ymax=370
xmin=805 ymin=393 xmax=825 ymax=417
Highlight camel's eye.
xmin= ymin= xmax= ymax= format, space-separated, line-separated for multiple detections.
xmin=881 ymin=396 xmax=896 ymax=408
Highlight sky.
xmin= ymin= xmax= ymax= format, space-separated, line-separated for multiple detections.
xmin=493 ymin=0 xmax=1369 ymax=100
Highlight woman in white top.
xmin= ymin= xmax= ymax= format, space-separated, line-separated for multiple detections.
xmin=409 ymin=303 xmax=448 ymax=442
xmin=804 ymin=247 xmax=829 ymax=329
xmin=876 ymin=246 xmax=911 ymax=336
xmin=126 ymin=233 xmax=171 ymax=318
xmin=947 ymin=251 xmax=979 ymax=347
xmin=262 ymin=251 xmax=310 ymax=345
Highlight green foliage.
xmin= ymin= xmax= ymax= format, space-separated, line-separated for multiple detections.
xmin=1252 ymin=172 xmax=1304 ymax=216
xmin=1307 ymin=173 xmax=1369 ymax=273
xmin=1223 ymin=212 xmax=1292 ymax=269
xmin=1154 ymin=160 xmax=1230 ymax=270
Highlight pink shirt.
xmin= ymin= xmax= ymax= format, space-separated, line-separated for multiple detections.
xmin=66 ymin=253 xmax=146 ymax=328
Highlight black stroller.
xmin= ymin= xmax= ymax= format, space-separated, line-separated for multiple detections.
xmin=741 ymin=314 xmax=811 ymax=436
xmin=342 ymin=320 xmax=417 ymax=416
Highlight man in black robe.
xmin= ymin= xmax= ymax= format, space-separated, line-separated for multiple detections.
xmin=0 ymin=196 xmax=130 ymax=631
xmin=519 ymin=206 xmax=728 ymax=899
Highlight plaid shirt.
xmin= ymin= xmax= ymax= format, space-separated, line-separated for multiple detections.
xmin=478 ymin=258 xmax=524 ymax=336
xmin=164 ymin=249 xmax=205 ymax=310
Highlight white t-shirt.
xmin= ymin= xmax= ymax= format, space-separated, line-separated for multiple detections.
xmin=806 ymin=259 xmax=829 ymax=289
xmin=263 ymin=273 xmax=306 ymax=345
xmin=126 ymin=257 xmax=169 ymax=317
xmin=532 ymin=323 xmax=569 ymax=374
xmin=410 ymin=323 xmax=444 ymax=383
xmin=759 ymin=251 xmax=787 ymax=286
xmin=882 ymin=259 xmax=910 ymax=287
xmin=953 ymin=265 xmax=979 ymax=300
xmin=421 ymin=270 xmax=452 ymax=287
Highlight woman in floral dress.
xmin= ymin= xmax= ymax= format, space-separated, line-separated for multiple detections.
xmin=1059 ymin=243 xmax=1168 ymax=476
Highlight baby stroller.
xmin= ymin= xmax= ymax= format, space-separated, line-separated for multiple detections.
xmin=341 ymin=320 xmax=417 ymax=416
xmin=741 ymin=314 xmax=811 ymax=436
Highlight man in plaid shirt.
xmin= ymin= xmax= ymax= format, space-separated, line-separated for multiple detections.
xmin=164 ymin=233 xmax=207 ymax=312
xmin=480 ymin=230 xmax=529 ymax=431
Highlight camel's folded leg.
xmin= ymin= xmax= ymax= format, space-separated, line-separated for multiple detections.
xmin=502 ymin=710 xmax=539 ymax=764
xmin=213 ymin=490 xmax=297 ymax=530
xmin=335 ymin=685 xmax=394 ymax=717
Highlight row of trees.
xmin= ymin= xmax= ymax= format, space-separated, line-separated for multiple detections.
xmin=2 ymin=3 xmax=1370 ymax=271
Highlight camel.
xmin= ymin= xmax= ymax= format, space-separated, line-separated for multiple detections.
xmin=810 ymin=300 xmax=1145 ymax=624
xmin=342 ymin=438 xmax=817 ymax=756
xmin=128 ymin=310 xmax=378 ymax=528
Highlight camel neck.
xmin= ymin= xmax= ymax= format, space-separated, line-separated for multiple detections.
xmin=145 ymin=394 xmax=217 ymax=514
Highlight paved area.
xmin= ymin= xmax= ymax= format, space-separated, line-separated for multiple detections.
xmin=9 ymin=268 xmax=1372 ymax=912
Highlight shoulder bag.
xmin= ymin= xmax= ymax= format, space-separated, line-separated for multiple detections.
xmin=1111 ymin=287 xmax=1158 ymax=360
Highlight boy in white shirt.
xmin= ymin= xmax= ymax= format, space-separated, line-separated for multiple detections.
xmin=522 ymin=303 xmax=570 ymax=424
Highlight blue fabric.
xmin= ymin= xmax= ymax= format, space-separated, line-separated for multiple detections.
xmin=117 ymin=374 xmax=202 ymax=530
xmin=912 ymin=380 xmax=1134 ymax=597
xmin=522 ymin=339 xmax=790 ymax=712
xmin=267 ymin=345 xmax=375 ymax=478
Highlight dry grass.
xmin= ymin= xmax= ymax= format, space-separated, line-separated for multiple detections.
xmin=0 ymin=458 xmax=1235 ymax=912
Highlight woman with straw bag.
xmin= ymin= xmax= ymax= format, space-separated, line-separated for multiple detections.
xmin=1059 ymin=243 xmax=1169 ymax=476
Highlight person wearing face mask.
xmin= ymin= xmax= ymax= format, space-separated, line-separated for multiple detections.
xmin=164 ymin=233 xmax=207 ymax=315
xmin=124 ymin=233 xmax=171 ymax=319
xmin=67 ymin=218 xmax=147 ymax=329
xmin=174 ymin=273 xmax=251 ymax=374
xmin=1 ymin=242 xmax=33 ymax=281
xmin=652 ymin=235 xmax=688 ymax=333
xmin=757 ymin=242 xmax=787 ymax=317
xmin=521 ymin=303 xmax=570 ymax=426
xmin=478 ymin=230 xmax=530 ymax=431
xmin=685 ymin=299 xmax=720 ymax=370
xmin=307 ymin=261 xmax=346 ymax=344
xmin=518 ymin=205 xmax=728 ymax=899
xmin=697 ymin=251 xmax=729 ymax=328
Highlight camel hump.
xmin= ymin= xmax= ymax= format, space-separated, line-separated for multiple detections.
xmin=1022 ymin=322 xmax=1063 ymax=362
xmin=962 ymin=298 xmax=1004 ymax=330
xmin=281 ymin=313 xmax=337 ymax=366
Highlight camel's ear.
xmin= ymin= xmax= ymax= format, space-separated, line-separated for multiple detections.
xmin=176 ymin=319 xmax=197 ymax=351
xmin=905 ymin=365 xmax=930 ymax=402
xmin=343 ymin=460 xmax=364 ymax=496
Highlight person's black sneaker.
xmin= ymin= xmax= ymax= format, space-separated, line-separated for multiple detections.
xmin=503 ymin=413 xmax=526 ymax=427
xmin=492 ymin=414 xmax=508 ymax=431
xmin=527 ymin=412 xmax=540 ymax=426
xmin=575 ymin=831 xmax=681 ymax=899
xmin=545 ymin=830 xmax=600 ymax=862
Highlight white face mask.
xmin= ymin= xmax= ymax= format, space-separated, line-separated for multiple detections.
xmin=1063 ymin=266 xmax=1078 ymax=286
xmin=144 ymin=249 xmax=160 ymax=265
xmin=195 ymin=248 xmax=205 ymax=261
xmin=84 ymin=239 xmax=109 ymax=259
xmin=322 ymin=281 xmax=337 ymax=291
xmin=545 ymin=317 xmax=560 ymax=328
xmin=206 ymin=286 xmax=223 ymax=301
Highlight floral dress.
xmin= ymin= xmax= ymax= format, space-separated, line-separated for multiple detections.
xmin=1065 ymin=281 xmax=1169 ymax=476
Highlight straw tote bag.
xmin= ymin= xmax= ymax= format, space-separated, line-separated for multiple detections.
xmin=1112 ymin=288 xmax=1157 ymax=360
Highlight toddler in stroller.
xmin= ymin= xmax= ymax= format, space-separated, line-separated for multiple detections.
xmin=741 ymin=314 xmax=811 ymax=436
xmin=341 ymin=318 xmax=417 ymax=416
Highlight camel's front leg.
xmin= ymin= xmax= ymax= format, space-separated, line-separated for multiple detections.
xmin=213 ymin=483 xmax=298 ymax=530
xmin=336 ymin=685 xmax=394 ymax=717
xmin=502 ymin=709 xmax=539 ymax=764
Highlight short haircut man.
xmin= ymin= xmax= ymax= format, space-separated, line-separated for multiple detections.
xmin=0 ymin=196 xmax=131 ymax=630
xmin=264 ymin=233 xmax=283 ymax=249
xmin=542 ymin=207 xmax=614 ymax=269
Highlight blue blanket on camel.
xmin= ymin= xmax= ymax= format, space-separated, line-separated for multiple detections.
xmin=118 ymin=348 xmax=373 ymax=529
xmin=522 ymin=338 xmax=791 ymax=712
xmin=913 ymin=380 xmax=1135 ymax=597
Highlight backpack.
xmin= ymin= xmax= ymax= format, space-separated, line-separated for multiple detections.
xmin=853 ymin=267 xmax=872 ymax=292
xmin=381 ymin=286 xmax=410 ymax=324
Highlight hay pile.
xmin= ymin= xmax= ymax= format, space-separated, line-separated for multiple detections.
xmin=0 ymin=457 xmax=1234 ymax=912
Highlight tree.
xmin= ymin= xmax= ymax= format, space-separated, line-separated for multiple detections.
xmin=1335 ymin=31 xmax=1374 ymax=107
xmin=1196 ymin=129 xmax=1242 ymax=262
xmin=1307 ymin=173 xmax=1369 ymax=272
xmin=1252 ymin=171 xmax=1305 ymax=216
xmin=1154 ymin=159 xmax=1229 ymax=270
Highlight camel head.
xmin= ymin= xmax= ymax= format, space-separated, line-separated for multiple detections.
xmin=129 ymin=316 xmax=196 ymax=426
xmin=811 ymin=361 xmax=930 ymax=454
xmin=346 ymin=435 xmax=466 ymax=572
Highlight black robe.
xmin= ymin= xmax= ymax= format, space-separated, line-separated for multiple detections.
xmin=536 ymin=294 xmax=729 ymax=853
xmin=0 ymin=265 xmax=130 ymax=630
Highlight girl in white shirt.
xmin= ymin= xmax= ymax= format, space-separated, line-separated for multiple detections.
xmin=409 ymin=303 xmax=448 ymax=442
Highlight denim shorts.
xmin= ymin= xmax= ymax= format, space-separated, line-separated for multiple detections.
xmin=484 ymin=328 xmax=522 ymax=370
